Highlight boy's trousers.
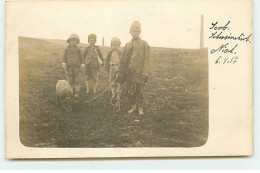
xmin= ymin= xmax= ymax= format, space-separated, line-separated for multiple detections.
xmin=85 ymin=67 xmax=99 ymax=82
xmin=85 ymin=66 xmax=99 ymax=93
xmin=109 ymin=65 xmax=121 ymax=98
xmin=126 ymin=82 xmax=144 ymax=107
xmin=66 ymin=70 xmax=81 ymax=96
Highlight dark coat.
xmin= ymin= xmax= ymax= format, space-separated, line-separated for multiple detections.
xmin=62 ymin=45 xmax=83 ymax=75
xmin=117 ymin=37 xmax=151 ymax=84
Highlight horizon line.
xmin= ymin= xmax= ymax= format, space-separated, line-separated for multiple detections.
xmin=18 ymin=35 xmax=207 ymax=50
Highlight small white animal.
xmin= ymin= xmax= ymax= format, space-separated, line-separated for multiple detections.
xmin=56 ymin=80 xmax=73 ymax=113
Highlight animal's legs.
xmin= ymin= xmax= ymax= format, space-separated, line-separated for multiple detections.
xmin=56 ymin=95 xmax=61 ymax=111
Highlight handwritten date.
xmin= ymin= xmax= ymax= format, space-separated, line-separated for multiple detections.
xmin=215 ymin=56 xmax=239 ymax=64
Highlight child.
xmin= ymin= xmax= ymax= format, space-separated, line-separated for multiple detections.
xmin=62 ymin=34 xmax=84 ymax=101
xmin=83 ymin=33 xmax=104 ymax=94
xmin=117 ymin=21 xmax=151 ymax=115
xmin=105 ymin=37 xmax=122 ymax=105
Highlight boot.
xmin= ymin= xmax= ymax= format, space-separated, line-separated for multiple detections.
xmin=138 ymin=107 xmax=144 ymax=115
xmin=74 ymin=85 xmax=80 ymax=102
xmin=128 ymin=104 xmax=137 ymax=114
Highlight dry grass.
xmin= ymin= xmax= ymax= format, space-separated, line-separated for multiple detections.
xmin=19 ymin=36 xmax=208 ymax=148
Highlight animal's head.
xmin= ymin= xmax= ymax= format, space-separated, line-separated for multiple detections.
xmin=63 ymin=97 xmax=72 ymax=113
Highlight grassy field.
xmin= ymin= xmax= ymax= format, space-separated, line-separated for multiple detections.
xmin=19 ymin=36 xmax=208 ymax=148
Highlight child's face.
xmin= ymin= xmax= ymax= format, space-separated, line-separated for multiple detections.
xmin=112 ymin=42 xmax=120 ymax=50
xmin=69 ymin=39 xmax=77 ymax=46
xmin=89 ymin=39 xmax=96 ymax=46
xmin=130 ymin=28 xmax=141 ymax=39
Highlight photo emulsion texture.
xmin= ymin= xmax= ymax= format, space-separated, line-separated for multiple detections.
xmin=19 ymin=24 xmax=208 ymax=148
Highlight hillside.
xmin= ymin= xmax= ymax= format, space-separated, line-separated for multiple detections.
xmin=19 ymin=36 xmax=208 ymax=148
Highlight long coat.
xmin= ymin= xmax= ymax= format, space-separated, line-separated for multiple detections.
xmin=117 ymin=37 xmax=151 ymax=84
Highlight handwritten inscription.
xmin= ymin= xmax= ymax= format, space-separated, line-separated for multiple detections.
xmin=209 ymin=21 xmax=252 ymax=65
xmin=215 ymin=56 xmax=239 ymax=64
xmin=211 ymin=43 xmax=238 ymax=54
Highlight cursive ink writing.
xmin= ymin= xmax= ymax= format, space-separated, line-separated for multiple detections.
xmin=209 ymin=32 xmax=252 ymax=43
xmin=211 ymin=43 xmax=238 ymax=54
xmin=209 ymin=21 xmax=230 ymax=31
xmin=215 ymin=56 xmax=239 ymax=64
xmin=209 ymin=21 xmax=252 ymax=65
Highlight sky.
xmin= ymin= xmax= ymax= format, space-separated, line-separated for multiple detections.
xmin=9 ymin=0 xmax=210 ymax=48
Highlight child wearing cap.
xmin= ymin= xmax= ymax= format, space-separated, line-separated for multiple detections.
xmin=62 ymin=33 xmax=84 ymax=101
xmin=117 ymin=21 xmax=151 ymax=115
xmin=83 ymin=33 xmax=104 ymax=94
xmin=105 ymin=37 xmax=122 ymax=105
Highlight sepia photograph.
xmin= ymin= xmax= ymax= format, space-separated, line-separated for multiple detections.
xmin=18 ymin=1 xmax=208 ymax=148
xmin=5 ymin=0 xmax=253 ymax=158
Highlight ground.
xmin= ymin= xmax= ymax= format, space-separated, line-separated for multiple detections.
xmin=19 ymin=36 xmax=208 ymax=148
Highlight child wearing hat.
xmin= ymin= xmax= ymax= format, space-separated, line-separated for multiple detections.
xmin=62 ymin=33 xmax=84 ymax=101
xmin=117 ymin=21 xmax=151 ymax=115
xmin=83 ymin=33 xmax=104 ymax=94
xmin=105 ymin=37 xmax=122 ymax=105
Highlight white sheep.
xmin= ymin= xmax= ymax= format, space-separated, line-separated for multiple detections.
xmin=56 ymin=80 xmax=73 ymax=113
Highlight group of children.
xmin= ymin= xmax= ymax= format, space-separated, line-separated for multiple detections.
xmin=62 ymin=21 xmax=151 ymax=115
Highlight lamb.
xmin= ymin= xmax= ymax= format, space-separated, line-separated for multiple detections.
xmin=56 ymin=80 xmax=73 ymax=113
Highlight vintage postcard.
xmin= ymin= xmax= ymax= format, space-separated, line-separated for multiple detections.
xmin=5 ymin=0 xmax=253 ymax=158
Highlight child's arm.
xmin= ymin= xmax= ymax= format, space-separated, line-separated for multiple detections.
xmin=82 ymin=48 xmax=86 ymax=63
xmin=62 ymin=48 xmax=67 ymax=68
xmin=143 ymin=43 xmax=151 ymax=79
xmin=78 ymin=48 xmax=84 ymax=69
xmin=97 ymin=48 xmax=104 ymax=62
xmin=119 ymin=46 xmax=127 ymax=68
xmin=105 ymin=50 xmax=112 ymax=73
